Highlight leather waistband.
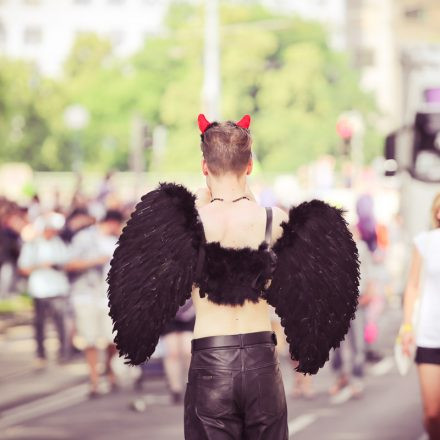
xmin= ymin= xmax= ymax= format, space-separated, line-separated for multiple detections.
xmin=191 ymin=331 xmax=277 ymax=352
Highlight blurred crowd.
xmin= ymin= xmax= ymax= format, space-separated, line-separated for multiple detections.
xmin=280 ymin=192 xmax=397 ymax=403
xmin=0 ymin=173 xmax=135 ymax=397
xmin=0 ymin=173 xmax=401 ymax=406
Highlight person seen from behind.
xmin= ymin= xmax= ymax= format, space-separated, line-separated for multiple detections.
xmin=64 ymin=208 xmax=119 ymax=398
xmin=18 ymin=212 xmax=71 ymax=368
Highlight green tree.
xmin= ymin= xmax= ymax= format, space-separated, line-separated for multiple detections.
xmin=0 ymin=58 xmax=53 ymax=169
xmin=0 ymin=2 xmax=379 ymax=172
xmin=137 ymin=2 xmax=379 ymax=173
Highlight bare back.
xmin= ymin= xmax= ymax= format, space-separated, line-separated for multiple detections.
xmin=191 ymin=199 xmax=288 ymax=338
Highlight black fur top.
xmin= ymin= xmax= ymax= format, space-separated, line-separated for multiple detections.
xmin=107 ymin=182 xmax=360 ymax=375
xmin=194 ymin=240 xmax=277 ymax=306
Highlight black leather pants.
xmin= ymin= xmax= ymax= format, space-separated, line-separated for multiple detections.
xmin=184 ymin=331 xmax=288 ymax=439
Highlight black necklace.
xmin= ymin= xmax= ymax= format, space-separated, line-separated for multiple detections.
xmin=210 ymin=196 xmax=250 ymax=203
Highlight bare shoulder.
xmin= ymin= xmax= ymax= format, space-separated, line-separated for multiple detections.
xmin=271 ymin=206 xmax=289 ymax=243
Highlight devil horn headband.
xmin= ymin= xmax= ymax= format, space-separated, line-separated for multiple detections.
xmin=197 ymin=114 xmax=251 ymax=133
xmin=236 ymin=114 xmax=251 ymax=129
xmin=198 ymin=114 xmax=211 ymax=133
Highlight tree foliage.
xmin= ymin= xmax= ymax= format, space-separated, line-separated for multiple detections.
xmin=0 ymin=2 xmax=379 ymax=172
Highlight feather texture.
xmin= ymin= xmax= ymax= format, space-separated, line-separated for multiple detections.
xmin=107 ymin=182 xmax=360 ymax=375
xmin=106 ymin=182 xmax=204 ymax=365
xmin=265 ymin=200 xmax=360 ymax=375
xmin=195 ymin=240 xmax=276 ymax=306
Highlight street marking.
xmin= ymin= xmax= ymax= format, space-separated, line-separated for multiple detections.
xmin=0 ymin=385 xmax=174 ymax=425
xmin=0 ymin=384 xmax=89 ymax=428
xmin=2 ymin=425 xmax=71 ymax=439
xmin=288 ymin=413 xmax=318 ymax=436
xmin=130 ymin=394 xmax=172 ymax=411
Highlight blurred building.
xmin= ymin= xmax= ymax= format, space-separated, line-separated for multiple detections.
xmin=395 ymin=0 xmax=440 ymax=44
xmin=345 ymin=0 xmax=398 ymax=130
xmin=0 ymin=0 xmax=170 ymax=76
xmin=380 ymin=1 xmax=440 ymax=237
xmin=263 ymin=0 xmax=440 ymax=131
xmin=345 ymin=0 xmax=440 ymax=130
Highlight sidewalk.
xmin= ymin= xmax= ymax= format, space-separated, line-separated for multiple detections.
xmin=0 ymin=321 xmax=168 ymax=415
xmin=0 ymin=323 xmax=89 ymax=413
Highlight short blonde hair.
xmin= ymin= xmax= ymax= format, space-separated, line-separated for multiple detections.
xmin=431 ymin=192 xmax=440 ymax=229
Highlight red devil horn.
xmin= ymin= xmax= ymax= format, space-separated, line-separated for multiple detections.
xmin=198 ymin=114 xmax=211 ymax=133
xmin=236 ymin=114 xmax=251 ymax=129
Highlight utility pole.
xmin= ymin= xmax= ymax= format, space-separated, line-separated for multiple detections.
xmin=202 ymin=0 xmax=220 ymax=120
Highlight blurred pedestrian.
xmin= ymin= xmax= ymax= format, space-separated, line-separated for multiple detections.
xmin=329 ymin=235 xmax=372 ymax=403
xmin=60 ymin=207 xmax=96 ymax=357
xmin=401 ymin=192 xmax=440 ymax=439
xmin=17 ymin=212 xmax=71 ymax=368
xmin=64 ymin=208 xmax=121 ymax=398
xmin=161 ymin=298 xmax=195 ymax=404
xmin=96 ymin=209 xmax=126 ymax=389
xmin=291 ymin=371 xmax=314 ymax=399
xmin=0 ymin=202 xmax=26 ymax=297
xmin=356 ymin=194 xmax=386 ymax=362
xmin=277 ymin=302 xmax=315 ymax=399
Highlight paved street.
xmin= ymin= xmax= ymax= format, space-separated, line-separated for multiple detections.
xmin=0 ymin=308 xmax=427 ymax=440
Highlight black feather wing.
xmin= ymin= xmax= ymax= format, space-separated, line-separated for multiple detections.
xmin=106 ymin=182 xmax=204 ymax=365
xmin=265 ymin=200 xmax=360 ymax=375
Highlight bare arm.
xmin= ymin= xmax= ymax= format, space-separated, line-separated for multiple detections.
xmin=263 ymin=207 xmax=288 ymax=290
xmin=271 ymin=206 xmax=289 ymax=243
xmin=401 ymin=246 xmax=422 ymax=355
xmin=64 ymin=256 xmax=109 ymax=272
xmin=403 ymin=246 xmax=422 ymax=325
xmin=19 ymin=262 xmax=53 ymax=277
xmin=17 ymin=242 xmax=54 ymax=276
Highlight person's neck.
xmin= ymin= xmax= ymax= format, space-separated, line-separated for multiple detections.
xmin=208 ymin=174 xmax=247 ymax=202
